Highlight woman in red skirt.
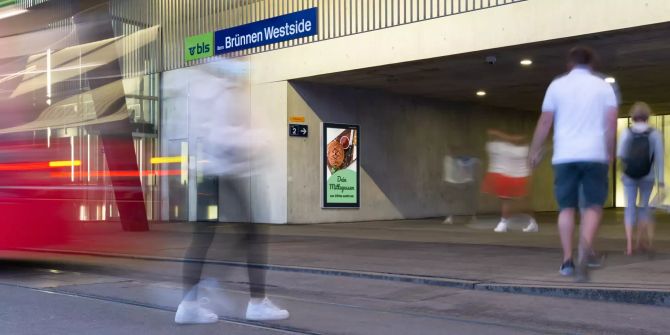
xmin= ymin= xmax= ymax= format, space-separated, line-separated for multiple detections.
xmin=483 ymin=129 xmax=538 ymax=233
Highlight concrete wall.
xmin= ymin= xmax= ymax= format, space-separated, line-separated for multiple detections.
xmin=287 ymin=82 xmax=556 ymax=223
xmin=250 ymin=0 xmax=670 ymax=85
xmin=249 ymin=81 xmax=288 ymax=223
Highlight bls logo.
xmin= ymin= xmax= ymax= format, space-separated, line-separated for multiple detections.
xmin=184 ymin=32 xmax=214 ymax=61
xmin=189 ymin=42 xmax=211 ymax=56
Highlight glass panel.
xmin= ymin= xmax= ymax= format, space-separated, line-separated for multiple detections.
xmin=664 ymin=116 xmax=670 ymax=192
xmin=124 ymin=74 xmax=160 ymax=221
xmin=166 ymin=140 xmax=189 ymax=221
xmin=196 ymin=139 xmax=218 ymax=221
xmin=614 ymin=117 xmax=629 ymax=207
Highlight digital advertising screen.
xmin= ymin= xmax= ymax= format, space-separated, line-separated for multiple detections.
xmin=322 ymin=123 xmax=359 ymax=208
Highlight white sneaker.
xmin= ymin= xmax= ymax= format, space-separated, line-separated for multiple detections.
xmin=197 ymin=279 xmax=235 ymax=315
xmin=245 ymin=298 xmax=290 ymax=321
xmin=493 ymin=220 xmax=508 ymax=233
xmin=523 ymin=218 xmax=539 ymax=233
xmin=175 ymin=300 xmax=218 ymax=324
xmin=443 ymin=216 xmax=454 ymax=224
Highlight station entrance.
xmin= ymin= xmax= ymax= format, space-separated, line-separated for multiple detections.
xmin=287 ymin=22 xmax=670 ymax=223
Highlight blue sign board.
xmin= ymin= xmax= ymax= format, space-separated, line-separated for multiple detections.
xmin=214 ymin=7 xmax=318 ymax=55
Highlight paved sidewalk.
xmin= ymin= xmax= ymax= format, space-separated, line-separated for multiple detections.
xmin=24 ymin=210 xmax=670 ymax=306
xmin=5 ymin=254 xmax=669 ymax=335
xmin=0 ymin=284 xmax=280 ymax=335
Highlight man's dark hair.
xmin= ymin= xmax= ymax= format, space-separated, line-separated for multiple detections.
xmin=568 ymin=46 xmax=597 ymax=66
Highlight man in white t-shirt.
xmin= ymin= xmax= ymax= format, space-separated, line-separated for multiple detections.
xmin=529 ymin=46 xmax=618 ymax=282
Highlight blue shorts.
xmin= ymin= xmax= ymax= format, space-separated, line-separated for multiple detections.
xmin=553 ymin=162 xmax=609 ymax=210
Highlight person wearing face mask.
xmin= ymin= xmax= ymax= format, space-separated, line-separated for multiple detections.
xmin=617 ymin=102 xmax=665 ymax=256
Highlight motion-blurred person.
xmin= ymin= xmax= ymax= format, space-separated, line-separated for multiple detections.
xmin=529 ymin=46 xmax=618 ymax=282
xmin=443 ymin=149 xmax=480 ymax=224
xmin=617 ymin=102 xmax=664 ymax=256
xmin=483 ymin=129 xmax=538 ymax=233
xmin=165 ymin=60 xmax=289 ymax=324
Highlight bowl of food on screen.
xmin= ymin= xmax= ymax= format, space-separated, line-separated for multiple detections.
xmin=328 ymin=130 xmax=356 ymax=171
xmin=340 ymin=135 xmax=350 ymax=150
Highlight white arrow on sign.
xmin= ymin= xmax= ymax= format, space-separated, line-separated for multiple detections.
xmin=300 ymin=128 xmax=307 ymax=135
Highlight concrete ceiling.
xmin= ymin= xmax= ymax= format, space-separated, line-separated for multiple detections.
xmin=297 ymin=22 xmax=670 ymax=114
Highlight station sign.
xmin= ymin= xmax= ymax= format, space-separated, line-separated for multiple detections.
xmin=215 ymin=7 xmax=318 ymax=54
xmin=184 ymin=7 xmax=318 ymax=61
xmin=289 ymin=124 xmax=308 ymax=137
xmin=322 ymin=123 xmax=360 ymax=208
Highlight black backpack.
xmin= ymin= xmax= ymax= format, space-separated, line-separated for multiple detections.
xmin=624 ymin=129 xmax=654 ymax=179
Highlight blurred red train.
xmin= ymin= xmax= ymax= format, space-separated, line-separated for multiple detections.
xmin=0 ymin=133 xmax=156 ymax=249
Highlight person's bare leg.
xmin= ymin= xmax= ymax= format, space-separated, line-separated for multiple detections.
xmin=579 ymin=207 xmax=602 ymax=264
xmin=646 ymin=221 xmax=655 ymax=249
xmin=637 ymin=181 xmax=655 ymax=252
xmin=501 ymin=199 xmax=512 ymax=220
xmin=637 ymin=219 xmax=653 ymax=251
xmin=521 ymin=195 xmax=533 ymax=218
xmin=580 ymin=209 xmax=600 ymax=256
xmin=523 ymin=185 xmax=538 ymax=213
xmin=494 ymin=198 xmax=510 ymax=232
xmin=573 ymin=207 xmax=602 ymax=282
xmin=558 ymin=208 xmax=576 ymax=262
xmin=624 ymin=224 xmax=634 ymax=256
xmin=509 ymin=196 xmax=530 ymax=218
xmin=516 ymin=195 xmax=535 ymax=232
xmin=622 ymin=184 xmax=636 ymax=255
xmin=635 ymin=223 xmax=646 ymax=251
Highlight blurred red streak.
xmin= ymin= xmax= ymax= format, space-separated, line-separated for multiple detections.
xmin=49 ymin=170 xmax=183 ymax=178
xmin=0 ymin=162 xmax=50 ymax=170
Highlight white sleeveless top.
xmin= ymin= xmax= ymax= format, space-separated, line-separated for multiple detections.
xmin=486 ymin=141 xmax=530 ymax=178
